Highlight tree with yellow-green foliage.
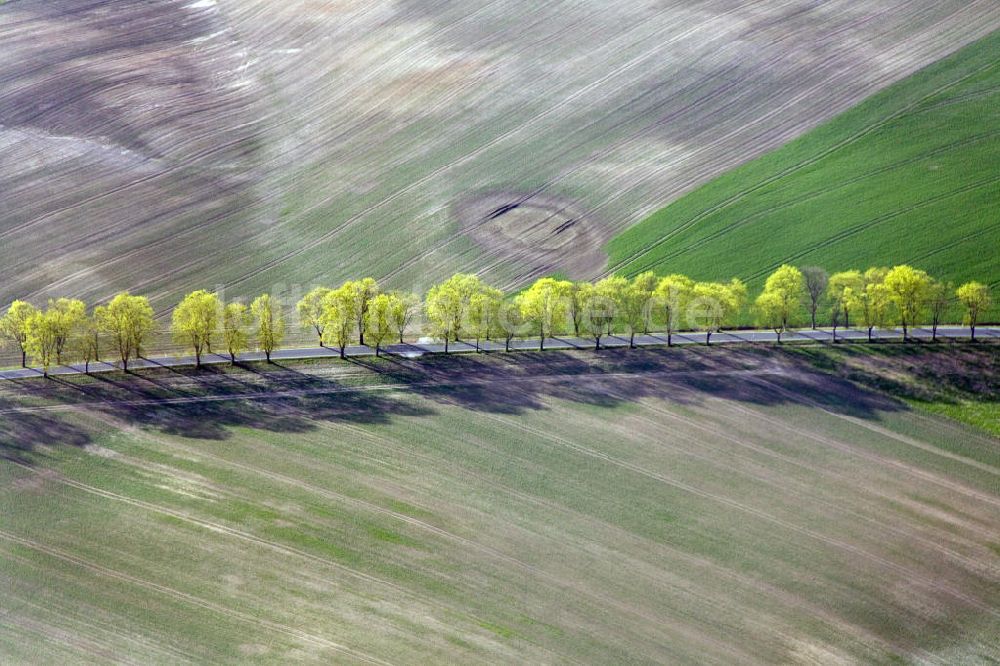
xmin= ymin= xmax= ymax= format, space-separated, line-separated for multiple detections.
xmin=342 ymin=278 xmax=380 ymax=346
xmin=690 ymin=280 xmax=745 ymax=346
xmin=518 ymin=277 xmax=572 ymax=351
xmin=425 ymin=283 xmax=460 ymax=353
xmin=1 ymin=300 xmax=39 ymax=368
xmin=24 ymin=311 xmax=59 ymax=377
xmin=956 ymin=281 xmax=992 ymax=341
xmin=365 ymin=293 xmax=398 ymax=356
xmin=73 ymin=308 xmax=102 ymax=374
xmin=827 ymin=270 xmax=863 ymax=341
xmin=631 ymin=271 xmax=659 ymax=334
xmin=618 ymin=279 xmax=650 ymax=348
xmin=297 ymin=286 xmax=331 ymax=347
xmin=250 ymin=293 xmax=284 ymax=362
xmin=97 ymin=292 xmax=154 ymax=372
xmin=424 ymin=274 xmax=485 ymax=352
xmin=595 ymin=275 xmax=628 ymax=336
xmin=322 ymin=285 xmax=357 ymax=358
xmin=497 ymin=299 xmax=526 ymax=352
xmin=566 ymin=282 xmax=587 ymax=338
xmin=468 ymin=286 xmax=504 ymax=352
xmin=171 ymin=290 xmax=221 ymax=368
xmin=47 ymin=297 xmax=87 ymax=365
xmin=727 ymin=278 xmax=748 ymax=324
xmin=654 ymin=274 xmax=694 ymax=346
xmin=390 ymin=292 xmax=421 ymax=344
xmin=578 ymin=282 xmax=616 ymax=350
xmin=754 ymin=265 xmax=805 ymax=343
xmin=884 ymin=265 xmax=930 ymax=341
xmin=855 ymin=268 xmax=892 ymax=342
xmin=222 ymin=302 xmax=251 ymax=364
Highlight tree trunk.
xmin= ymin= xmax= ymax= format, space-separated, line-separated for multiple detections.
xmin=21 ymin=350 xmax=26 ymax=368
xmin=359 ymin=330 xmax=365 ymax=346
xmin=505 ymin=338 xmax=511 ymax=352
xmin=539 ymin=326 xmax=544 ymax=351
xmin=971 ymin=325 xmax=976 ymax=342
xmin=230 ymin=352 xmax=236 ymax=364
xmin=902 ymin=322 xmax=908 ymax=342
xmin=811 ymin=308 xmax=817 ymax=330
xmin=629 ymin=332 xmax=635 ymax=349
xmin=85 ymin=359 xmax=90 ymax=374
xmin=705 ymin=331 xmax=712 ymax=347
xmin=776 ymin=330 xmax=782 ymax=344
xmin=195 ymin=350 xmax=201 ymax=369
xmin=595 ymin=337 xmax=601 ymax=351
xmin=667 ymin=330 xmax=672 ymax=348
xmin=376 ymin=344 xmax=380 ymax=357
xmin=340 ymin=345 xmax=346 ymax=359
xmin=123 ymin=357 xmax=129 ymax=372
xmin=868 ymin=327 xmax=873 ymax=342
xmin=265 ymin=350 xmax=271 ymax=362
xmin=932 ymin=324 xmax=938 ymax=342
xmin=832 ymin=326 xmax=837 ymax=343
xmin=444 ymin=338 xmax=449 ymax=353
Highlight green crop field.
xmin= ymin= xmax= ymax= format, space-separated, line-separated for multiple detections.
xmin=2 ymin=345 xmax=998 ymax=662
xmin=607 ymin=30 xmax=1000 ymax=302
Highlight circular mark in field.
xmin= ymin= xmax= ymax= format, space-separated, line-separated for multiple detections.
xmin=455 ymin=191 xmax=607 ymax=279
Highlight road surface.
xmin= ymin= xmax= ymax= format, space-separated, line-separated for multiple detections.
xmin=1 ymin=326 xmax=996 ymax=381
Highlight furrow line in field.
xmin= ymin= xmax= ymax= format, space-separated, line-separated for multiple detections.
xmin=2 ymin=457 xmax=437 ymax=612
xmin=451 ymin=3 xmax=999 ymax=284
xmin=608 ymin=389 xmax=1000 ymax=566
xmin=211 ymin=0 xmax=794 ymax=292
xmin=0 ymin=614 xmax=122 ymax=664
xmin=0 ymin=531 xmax=394 ymax=665
xmin=743 ymin=376 xmax=1000 ymax=495
xmin=104 ymin=423 xmax=755 ymax=663
xmin=29 ymin=2 xmax=712 ymax=312
xmin=0 ymin=580 xmax=197 ymax=665
xmin=469 ymin=407 xmax=1000 ymax=618
xmin=97 ymin=378 xmax=909 ymax=655
xmin=615 ymin=129 xmax=1000 ymax=273
xmin=735 ymin=174 xmax=1000 ymax=283
xmin=16 ymin=0 xmax=585 ymax=304
xmin=603 ymin=42 xmax=998 ymax=276
xmin=79 ymin=368 xmax=882 ymax=657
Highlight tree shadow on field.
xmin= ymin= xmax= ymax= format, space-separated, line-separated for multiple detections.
xmin=10 ymin=361 xmax=432 ymax=442
xmin=4 ymin=342 xmax=963 ymax=448
xmin=783 ymin=342 xmax=1000 ymax=407
xmin=0 ymin=409 xmax=92 ymax=465
xmin=349 ymin=345 xmax=904 ymax=419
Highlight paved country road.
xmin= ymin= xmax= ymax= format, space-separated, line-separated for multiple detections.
xmin=1 ymin=326 xmax=996 ymax=381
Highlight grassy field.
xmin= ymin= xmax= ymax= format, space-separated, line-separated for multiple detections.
xmin=1 ymin=345 xmax=998 ymax=662
xmin=3 ymin=1 xmax=1000 ymax=312
xmin=607 ymin=29 xmax=1000 ymax=309
xmin=785 ymin=342 xmax=1000 ymax=438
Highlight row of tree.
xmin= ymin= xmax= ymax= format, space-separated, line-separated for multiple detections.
xmin=0 ymin=266 xmax=992 ymax=376
xmin=766 ymin=265 xmax=993 ymax=343
xmin=0 ymin=292 xmax=285 ymax=376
